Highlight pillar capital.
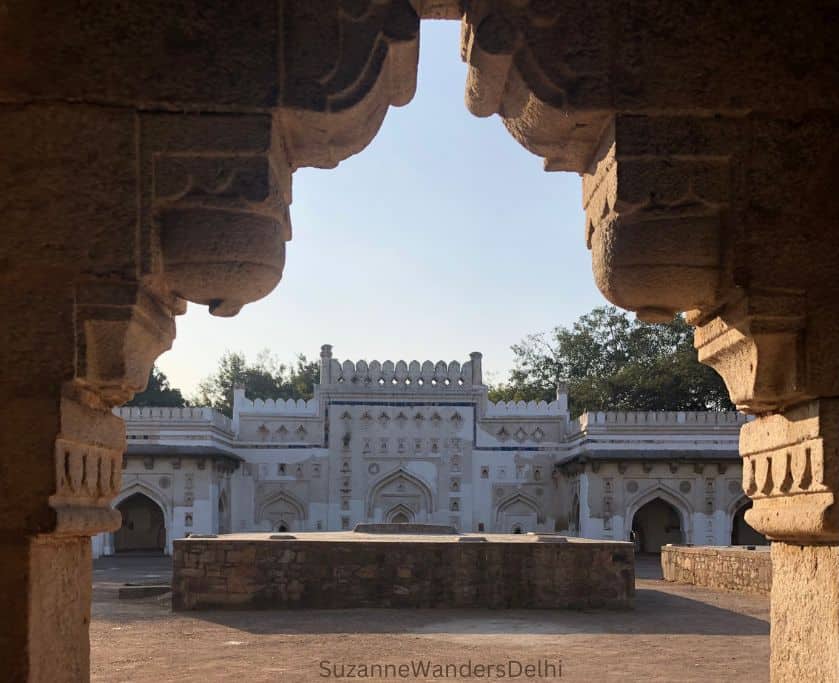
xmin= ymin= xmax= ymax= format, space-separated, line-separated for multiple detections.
xmin=739 ymin=400 xmax=839 ymax=543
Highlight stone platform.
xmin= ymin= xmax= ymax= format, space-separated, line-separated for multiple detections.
xmin=661 ymin=544 xmax=771 ymax=595
xmin=172 ymin=531 xmax=634 ymax=610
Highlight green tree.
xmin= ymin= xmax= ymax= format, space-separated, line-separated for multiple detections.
xmin=488 ymin=306 xmax=734 ymax=417
xmin=125 ymin=366 xmax=186 ymax=408
xmin=193 ymin=350 xmax=319 ymax=417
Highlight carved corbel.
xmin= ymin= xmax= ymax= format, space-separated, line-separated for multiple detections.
xmin=584 ymin=115 xmax=734 ymax=322
xmin=75 ymin=280 xmax=178 ymax=405
xmin=140 ymin=112 xmax=291 ymax=317
xmin=56 ymin=278 xmax=180 ymax=536
xmin=461 ymin=0 xmax=613 ymax=173
xmin=693 ymin=289 xmax=808 ymax=413
xmin=278 ymin=0 xmax=420 ymax=169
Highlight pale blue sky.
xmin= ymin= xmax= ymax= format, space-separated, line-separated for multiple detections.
xmin=157 ymin=21 xmax=605 ymax=397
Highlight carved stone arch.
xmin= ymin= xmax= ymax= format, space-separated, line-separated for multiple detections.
xmin=111 ymin=483 xmax=170 ymax=555
xmin=257 ymin=490 xmax=307 ymax=531
xmin=494 ymin=491 xmax=541 ymax=532
xmin=728 ymin=493 xmax=768 ymax=546
xmin=727 ymin=492 xmax=751 ymax=518
xmin=366 ymin=466 xmax=434 ymax=518
xmin=625 ymin=485 xmax=694 ymax=545
xmin=112 ymin=481 xmax=170 ymax=521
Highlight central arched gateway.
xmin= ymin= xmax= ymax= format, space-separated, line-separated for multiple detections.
xmin=114 ymin=493 xmax=166 ymax=554
xmin=631 ymin=497 xmax=684 ymax=553
xmin=368 ymin=467 xmax=434 ymax=522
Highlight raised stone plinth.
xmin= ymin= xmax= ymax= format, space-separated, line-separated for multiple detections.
xmin=661 ymin=545 xmax=771 ymax=595
xmin=352 ymin=523 xmax=456 ymax=534
xmin=173 ymin=532 xmax=634 ymax=610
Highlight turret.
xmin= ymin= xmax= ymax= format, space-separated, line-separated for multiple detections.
xmin=470 ymin=351 xmax=483 ymax=386
xmin=320 ymin=344 xmax=333 ymax=386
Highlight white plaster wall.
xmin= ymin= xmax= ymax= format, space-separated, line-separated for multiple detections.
xmin=578 ymin=473 xmax=596 ymax=538
xmin=230 ymin=470 xmax=255 ymax=531
xmin=115 ymin=385 xmax=748 ymax=545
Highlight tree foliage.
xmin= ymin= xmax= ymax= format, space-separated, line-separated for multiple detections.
xmin=192 ymin=350 xmax=319 ymax=417
xmin=488 ymin=306 xmax=734 ymax=417
xmin=125 ymin=366 xmax=186 ymax=408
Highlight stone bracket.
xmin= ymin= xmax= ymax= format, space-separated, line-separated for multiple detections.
xmin=75 ymin=280 xmax=177 ymax=406
xmin=695 ymin=289 xmax=808 ymax=413
xmin=584 ymin=115 xmax=733 ymax=321
xmin=139 ymin=112 xmax=291 ymax=317
xmin=279 ymin=0 xmax=420 ymax=169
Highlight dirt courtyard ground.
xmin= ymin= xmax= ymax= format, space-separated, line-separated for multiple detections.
xmin=91 ymin=555 xmax=769 ymax=682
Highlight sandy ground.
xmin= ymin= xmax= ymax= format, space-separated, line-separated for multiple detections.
xmin=91 ymin=555 xmax=769 ymax=683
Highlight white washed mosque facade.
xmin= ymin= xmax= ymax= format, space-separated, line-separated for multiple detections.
xmin=93 ymin=345 xmax=764 ymax=557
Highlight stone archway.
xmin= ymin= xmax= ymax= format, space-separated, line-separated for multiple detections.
xmin=114 ymin=493 xmax=166 ymax=554
xmin=631 ymin=498 xmax=684 ymax=554
xmin=2 ymin=3 xmax=837 ymax=680
xmin=731 ymin=500 xmax=769 ymax=546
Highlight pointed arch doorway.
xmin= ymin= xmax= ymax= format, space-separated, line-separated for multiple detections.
xmin=114 ymin=492 xmax=166 ymax=554
xmin=631 ymin=497 xmax=684 ymax=553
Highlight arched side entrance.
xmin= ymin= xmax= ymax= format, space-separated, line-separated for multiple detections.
xmin=218 ymin=489 xmax=231 ymax=534
xmin=569 ymin=492 xmax=580 ymax=534
xmin=631 ymin=497 xmax=684 ymax=553
xmin=731 ymin=499 xmax=768 ymax=546
xmin=114 ymin=493 xmax=166 ymax=553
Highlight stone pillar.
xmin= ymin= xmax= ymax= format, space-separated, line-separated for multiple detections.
xmin=0 ymin=284 xmax=177 ymax=680
xmin=587 ymin=113 xmax=839 ymax=681
xmin=0 ymin=103 xmax=179 ymax=679
xmin=0 ymin=3 xmax=421 ymax=678
xmin=459 ymin=5 xmax=837 ymax=677
xmin=585 ymin=113 xmax=839 ymax=680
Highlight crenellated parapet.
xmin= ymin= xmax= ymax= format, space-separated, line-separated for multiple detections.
xmin=236 ymin=397 xmax=319 ymax=416
xmin=485 ymin=400 xmax=566 ymax=417
xmin=575 ymin=411 xmax=748 ymax=431
xmin=320 ymin=349 xmax=483 ymax=392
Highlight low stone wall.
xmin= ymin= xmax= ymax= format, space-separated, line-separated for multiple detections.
xmin=661 ymin=545 xmax=771 ymax=595
xmin=173 ymin=532 xmax=634 ymax=610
